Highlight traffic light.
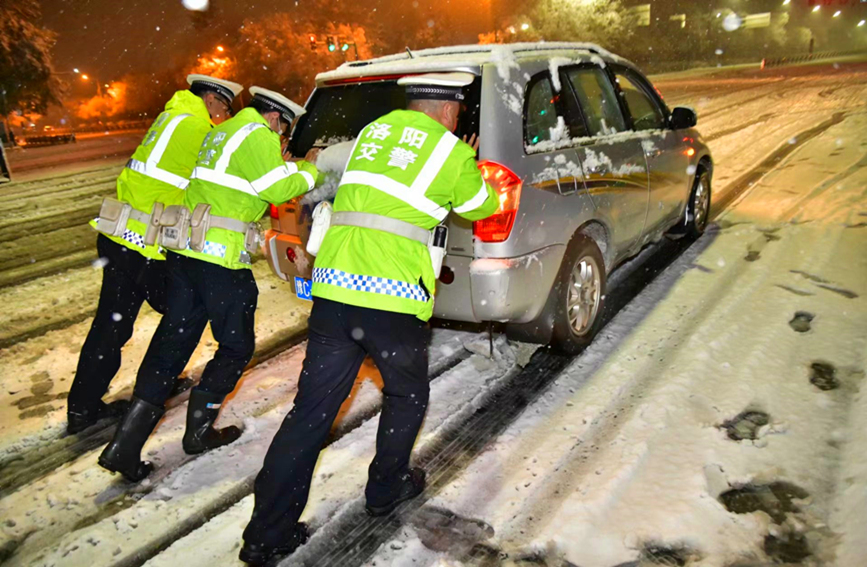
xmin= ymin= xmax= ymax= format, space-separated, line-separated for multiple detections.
xmin=341 ymin=42 xmax=350 ymax=52
xmin=326 ymin=36 xmax=336 ymax=52
xmin=308 ymin=34 xmax=317 ymax=51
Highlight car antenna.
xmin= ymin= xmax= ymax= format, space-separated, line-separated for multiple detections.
xmin=405 ymin=47 xmax=414 ymax=59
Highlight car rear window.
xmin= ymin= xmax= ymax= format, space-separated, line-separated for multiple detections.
xmin=289 ymin=76 xmax=482 ymax=156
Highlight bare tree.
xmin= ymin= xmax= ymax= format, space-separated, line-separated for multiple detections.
xmin=0 ymin=0 xmax=63 ymax=125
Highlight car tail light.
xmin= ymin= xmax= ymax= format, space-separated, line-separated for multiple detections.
xmin=269 ymin=204 xmax=280 ymax=219
xmin=286 ymin=247 xmax=297 ymax=263
xmin=472 ymin=161 xmax=522 ymax=243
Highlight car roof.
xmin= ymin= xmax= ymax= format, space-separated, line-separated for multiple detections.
xmin=314 ymin=42 xmax=634 ymax=86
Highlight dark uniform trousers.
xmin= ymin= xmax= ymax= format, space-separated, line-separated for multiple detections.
xmin=244 ymin=297 xmax=430 ymax=548
xmin=132 ymin=251 xmax=258 ymax=406
xmin=68 ymin=235 xmax=169 ymax=415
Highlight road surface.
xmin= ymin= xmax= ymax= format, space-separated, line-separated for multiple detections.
xmin=0 ymin=59 xmax=864 ymax=567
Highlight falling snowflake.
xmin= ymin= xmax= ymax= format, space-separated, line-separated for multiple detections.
xmin=351 ymin=328 xmax=365 ymax=340
xmin=181 ymin=0 xmax=209 ymax=10
xmin=112 ymin=313 xmax=123 ymax=322
xmin=92 ymin=257 xmax=110 ymax=269
xmin=722 ymin=14 xmax=742 ymax=32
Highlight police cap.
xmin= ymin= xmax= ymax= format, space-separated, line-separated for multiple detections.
xmin=399 ymin=72 xmax=474 ymax=102
xmin=186 ymin=74 xmax=244 ymax=106
xmin=248 ymin=86 xmax=306 ymax=123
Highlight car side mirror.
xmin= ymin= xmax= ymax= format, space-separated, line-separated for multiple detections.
xmin=670 ymin=107 xmax=697 ymax=130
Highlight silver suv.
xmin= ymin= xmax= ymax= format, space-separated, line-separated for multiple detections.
xmin=265 ymin=43 xmax=712 ymax=352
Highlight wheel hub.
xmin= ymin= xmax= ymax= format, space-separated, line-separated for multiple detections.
xmin=567 ymin=256 xmax=601 ymax=336
xmin=694 ymin=179 xmax=709 ymax=228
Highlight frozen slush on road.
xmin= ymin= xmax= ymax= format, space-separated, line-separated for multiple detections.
xmin=0 ymin=13 xmax=865 ymax=567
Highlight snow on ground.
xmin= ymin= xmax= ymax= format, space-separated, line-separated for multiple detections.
xmin=8 ymin=330 xmax=495 ymax=566
xmin=1 ymin=61 xmax=864 ymax=567
xmin=139 ymin=335 xmax=527 ymax=567
xmin=0 ymin=261 xmax=311 ymax=468
xmin=365 ymin=105 xmax=867 ymax=567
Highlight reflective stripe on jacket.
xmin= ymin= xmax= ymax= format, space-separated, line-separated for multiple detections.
xmin=91 ymin=90 xmax=213 ymax=260
xmin=175 ymin=107 xmax=320 ymax=270
xmin=312 ymin=109 xmax=498 ymax=321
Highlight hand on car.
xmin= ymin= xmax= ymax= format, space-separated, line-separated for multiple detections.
xmin=462 ymin=133 xmax=480 ymax=155
xmin=304 ymin=147 xmax=322 ymax=164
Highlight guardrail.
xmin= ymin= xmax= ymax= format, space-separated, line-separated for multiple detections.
xmin=761 ymin=50 xmax=867 ymax=69
xmin=18 ymin=133 xmax=77 ymax=148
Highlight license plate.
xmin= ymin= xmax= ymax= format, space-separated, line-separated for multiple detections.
xmin=294 ymin=277 xmax=312 ymax=301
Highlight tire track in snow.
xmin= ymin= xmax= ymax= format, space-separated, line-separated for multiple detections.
xmin=0 ymin=328 xmax=310 ymax=498
xmin=711 ymin=112 xmax=847 ymax=216
xmin=284 ymin=104 xmax=863 ymax=566
xmin=0 ymin=331 xmax=476 ymax=567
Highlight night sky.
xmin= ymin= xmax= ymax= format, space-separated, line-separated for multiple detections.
xmin=39 ymin=0 xmax=497 ymax=82
xmin=38 ymin=0 xmax=867 ymax=83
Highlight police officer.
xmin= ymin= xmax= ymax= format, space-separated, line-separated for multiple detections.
xmin=66 ymin=75 xmax=243 ymax=435
xmin=239 ymin=73 xmax=498 ymax=565
xmin=98 ymin=87 xmax=321 ymax=482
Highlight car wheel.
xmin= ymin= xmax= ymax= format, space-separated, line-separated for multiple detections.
xmin=686 ymin=169 xmax=711 ymax=238
xmin=550 ymin=234 xmax=607 ymax=354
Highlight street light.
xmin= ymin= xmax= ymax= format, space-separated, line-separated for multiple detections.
xmin=833 ymin=11 xmax=841 ymax=18
xmin=859 ymin=20 xmax=866 ymax=27
xmin=812 ymin=6 xmax=820 ymax=13
xmin=782 ymin=0 xmax=790 ymax=5
xmin=73 ymin=68 xmax=80 ymax=74
xmin=216 ymin=45 xmax=225 ymax=52
xmin=81 ymin=74 xmax=89 ymax=81
xmin=520 ymin=22 xmax=530 ymax=31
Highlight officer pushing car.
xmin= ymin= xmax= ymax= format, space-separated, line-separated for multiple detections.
xmin=66 ymin=74 xmax=243 ymax=435
xmin=239 ymin=72 xmax=498 ymax=566
xmin=97 ymin=87 xmax=322 ymax=483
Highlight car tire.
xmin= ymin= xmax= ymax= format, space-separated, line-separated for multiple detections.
xmin=685 ymin=169 xmax=711 ymax=238
xmin=549 ymin=234 xmax=607 ymax=355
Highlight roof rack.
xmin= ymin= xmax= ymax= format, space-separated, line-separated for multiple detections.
xmin=340 ymin=42 xmax=611 ymax=69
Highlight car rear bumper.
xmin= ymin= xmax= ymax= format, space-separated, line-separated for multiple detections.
xmin=265 ymin=228 xmax=565 ymax=327
xmin=434 ymin=244 xmax=565 ymax=324
xmin=263 ymin=230 xmax=312 ymax=284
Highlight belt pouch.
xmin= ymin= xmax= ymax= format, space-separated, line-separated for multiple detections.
xmin=188 ymin=203 xmax=212 ymax=252
xmin=244 ymin=223 xmax=260 ymax=255
xmin=143 ymin=202 xmax=164 ymax=246
xmin=96 ymin=197 xmax=132 ymax=237
xmin=158 ymin=205 xmax=191 ymax=250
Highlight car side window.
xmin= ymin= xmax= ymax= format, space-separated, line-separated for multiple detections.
xmin=524 ymin=75 xmax=561 ymax=146
xmin=614 ymin=71 xmax=667 ymax=131
xmin=564 ymin=66 xmax=626 ymax=137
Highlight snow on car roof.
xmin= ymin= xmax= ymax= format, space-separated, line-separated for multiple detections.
xmin=314 ymin=42 xmax=630 ymax=86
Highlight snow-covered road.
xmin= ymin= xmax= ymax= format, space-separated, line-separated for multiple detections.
xmin=0 ymin=59 xmax=864 ymax=567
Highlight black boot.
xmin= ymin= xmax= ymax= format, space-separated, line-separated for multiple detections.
xmin=98 ymin=397 xmax=163 ymax=482
xmin=67 ymin=399 xmax=131 ymax=435
xmin=239 ymin=523 xmax=309 ymax=566
xmin=182 ymin=389 xmax=242 ymax=455
xmin=365 ymin=467 xmax=426 ymax=517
